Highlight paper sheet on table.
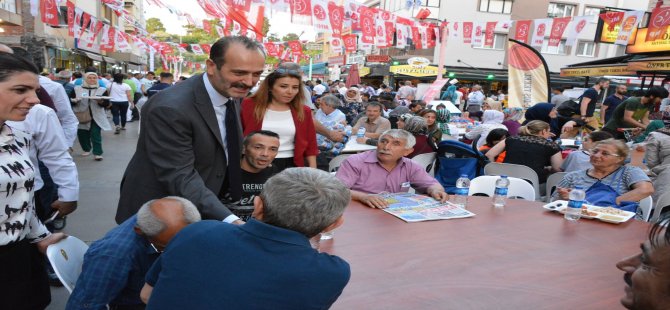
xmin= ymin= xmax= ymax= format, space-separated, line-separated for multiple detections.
xmin=380 ymin=193 xmax=475 ymax=222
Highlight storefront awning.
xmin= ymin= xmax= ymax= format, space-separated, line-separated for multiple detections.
xmin=627 ymin=56 xmax=670 ymax=72
xmin=103 ymin=56 xmax=118 ymax=64
xmin=83 ymin=51 xmax=104 ymax=62
xmin=560 ymin=54 xmax=670 ymax=77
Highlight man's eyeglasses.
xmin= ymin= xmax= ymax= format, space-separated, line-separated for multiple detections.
xmin=588 ymin=148 xmax=621 ymax=157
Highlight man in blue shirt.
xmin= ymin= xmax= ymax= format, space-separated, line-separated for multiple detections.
xmin=141 ymin=168 xmax=351 ymax=309
xmin=66 ymin=197 xmax=201 ymax=310
xmin=600 ymin=84 xmax=628 ymax=124
xmin=146 ymin=72 xmax=174 ymax=99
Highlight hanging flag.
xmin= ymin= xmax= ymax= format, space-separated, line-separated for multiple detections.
xmin=115 ymin=29 xmax=131 ymax=52
xmin=514 ymin=20 xmax=531 ymax=43
xmin=615 ymin=10 xmax=645 ymax=45
xmin=177 ymin=44 xmax=188 ymax=53
xmin=449 ymin=22 xmax=460 ymax=40
xmin=386 ymin=21 xmax=396 ymax=47
xmin=646 ymin=6 xmax=670 ymax=42
xmin=471 ymin=22 xmax=485 ymax=47
xmin=202 ymin=20 xmax=212 ymax=34
xmin=214 ymin=24 xmax=225 ymax=37
xmin=565 ymin=15 xmax=593 ymax=47
xmin=67 ymin=1 xmax=75 ymax=36
xmin=548 ymin=17 xmax=570 ymax=47
xmin=507 ymin=39 xmax=550 ymax=108
xmin=290 ymin=0 xmax=313 ymax=25
xmin=266 ymin=0 xmax=290 ymax=14
xmin=191 ymin=44 xmax=204 ymax=55
xmin=343 ymin=34 xmax=357 ymax=52
xmin=396 ymin=24 xmax=408 ymax=48
xmin=600 ymin=11 xmax=625 ymax=32
xmin=328 ymin=1 xmax=344 ymax=38
xmin=375 ymin=17 xmax=387 ymax=47
xmin=497 ymin=20 xmax=513 ymax=30
xmin=344 ymin=0 xmax=360 ymax=31
xmin=40 ymin=0 xmax=60 ymax=26
xmin=100 ymin=25 xmax=114 ymax=52
xmin=411 ymin=26 xmax=422 ymax=49
xmin=530 ymin=18 xmax=552 ymax=47
xmin=359 ymin=6 xmax=375 ymax=44
xmin=311 ymin=0 xmax=331 ymax=32
xmin=330 ymin=37 xmax=343 ymax=54
xmin=462 ymin=22 xmax=473 ymax=44
xmin=484 ymin=22 xmax=497 ymax=48
xmin=232 ymin=0 xmax=252 ymax=12
xmin=287 ymin=40 xmax=303 ymax=56
xmin=263 ymin=42 xmax=280 ymax=57
xmin=201 ymin=44 xmax=212 ymax=54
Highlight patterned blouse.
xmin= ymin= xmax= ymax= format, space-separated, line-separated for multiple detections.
xmin=0 ymin=124 xmax=49 ymax=246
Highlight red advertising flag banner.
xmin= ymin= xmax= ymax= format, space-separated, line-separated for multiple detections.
xmin=646 ymin=6 xmax=670 ymax=42
xmin=599 ymin=11 xmax=625 ymax=32
xmin=411 ymin=26 xmax=422 ymax=49
xmin=462 ymin=22 xmax=473 ymax=44
xmin=328 ymin=1 xmax=344 ymax=38
xmin=287 ymin=40 xmax=303 ymax=56
xmin=40 ymin=0 xmax=60 ymax=26
xmin=263 ymin=42 xmax=279 ymax=57
xmin=201 ymin=44 xmax=212 ymax=54
xmin=484 ymin=21 xmax=497 ymax=48
xmin=311 ymin=0 xmax=331 ymax=32
xmin=385 ymin=21 xmax=395 ymax=47
xmin=548 ymin=17 xmax=570 ymax=47
xmin=290 ymin=0 xmax=313 ymax=25
xmin=67 ymin=1 xmax=75 ymax=36
xmin=343 ymin=34 xmax=357 ymax=52
xmin=514 ymin=20 xmax=531 ymax=43
xmin=359 ymin=6 xmax=375 ymax=43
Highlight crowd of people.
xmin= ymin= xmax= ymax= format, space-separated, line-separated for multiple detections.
xmin=0 ymin=35 xmax=669 ymax=310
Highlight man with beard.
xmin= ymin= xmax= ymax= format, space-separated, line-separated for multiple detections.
xmin=116 ymin=36 xmax=266 ymax=225
xmin=601 ymin=84 xmax=628 ymax=125
xmin=616 ymin=212 xmax=670 ymax=309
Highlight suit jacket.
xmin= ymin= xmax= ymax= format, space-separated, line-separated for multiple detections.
xmin=116 ymin=74 xmax=243 ymax=224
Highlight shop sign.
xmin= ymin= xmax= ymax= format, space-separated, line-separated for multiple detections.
xmin=626 ymin=28 xmax=670 ymax=54
xmin=627 ymin=59 xmax=670 ymax=71
xmin=306 ymin=43 xmax=323 ymax=51
xmin=328 ymin=55 xmax=346 ymax=66
xmin=359 ymin=66 xmax=370 ymax=76
xmin=347 ymin=54 xmax=365 ymax=66
xmin=560 ymin=65 xmax=636 ymax=77
xmin=390 ymin=65 xmax=439 ymax=77
xmin=366 ymin=55 xmax=391 ymax=62
xmin=407 ymin=57 xmax=431 ymax=68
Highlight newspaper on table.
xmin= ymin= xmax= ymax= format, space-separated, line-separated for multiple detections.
xmin=380 ymin=193 xmax=476 ymax=222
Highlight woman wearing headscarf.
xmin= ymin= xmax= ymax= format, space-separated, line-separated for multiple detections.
xmin=72 ymin=72 xmax=113 ymax=161
xmin=465 ymin=110 xmax=507 ymax=149
xmin=436 ymin=108 xmax=451 ymax=137
xmin=645 ymin=127 xmax=670 ymax=204
xmin=635 ymin=120 xmax=665 ymax=143
xmin=440 ymin=85 xmax=458 ymax=103
xmin=339 ymin=86 xmax=363 ymax=124
xmin=502 ymin=107 xmax=523 ymax=136
xmin=419 ymin=109 xmax=443 ymax=144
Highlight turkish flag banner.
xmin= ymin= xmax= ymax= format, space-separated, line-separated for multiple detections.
xmin=462 ymin=22 xmax=473 ymax=44
xmin=201 ymin=44 xmax=212 ymax=54
xmin=646 ymin=6 xmax=670 ymax=42
xmin=287 ymin=40 xmax=303 ymax=56
xmin=484 ymin=21 xmax=497 ymax=48
xmin=328 ymin=1 xmax=344 ymax=38
xmin=548 ymin=17 xmax=571 ymax=47
xmin=343 ymin=34 xmax=357 ymax=52
xmin=40 ymin=0 xmax=60 ymax=26
xmin=311 ymin=0 xmax=331 ymax=32
xmin=359 ymin=6 xmax=375 ymax=43
xmin=67 ymin=1 xmax=75 ymax=36
xmin=514 ymin=20 xmax=531 ymax=43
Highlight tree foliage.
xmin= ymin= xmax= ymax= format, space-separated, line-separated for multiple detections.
xmin=146 ymin=18 xmax=166 ymax=33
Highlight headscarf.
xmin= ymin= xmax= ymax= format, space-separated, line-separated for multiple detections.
xmin=82 ymin=72 xmax=100 ymax=88
xmin=636 ymin=120 xmax=666 ymax=143
xmin=436 ymin=108 xmax=450 ymax=135
xmin=345 ymin=86 xmax=361 ymax=103
xmin=388 ymin=106 xmax=410 ymax=117
xmin=484 ymin=98 xmax=503 ymax=112
xmin=503 ymin=107 xmax=523 ymax=122
xmin=440 ymin=85 xmax=457 ymax=103
xmin=482 ymin=110 xmax=504 ymax=125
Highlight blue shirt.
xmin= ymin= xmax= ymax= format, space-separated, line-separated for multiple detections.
xmin=66 ymin=216 xmax=159 ymax=310
xmin=146 ymin=219 xmax=350 ymax=310
xmin=602 ymin=94 xmax=627 ymax=123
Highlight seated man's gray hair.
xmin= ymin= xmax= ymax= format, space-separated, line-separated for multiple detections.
xmin=380 ymin=129 xmax=416 ymax=149
xmin=259 ymin=168 xmax=350 ymax=237
xmin=136 ymin=196 xmax=201 ymax=237
xmin=320 ymin=94 xmax=342 ymax=108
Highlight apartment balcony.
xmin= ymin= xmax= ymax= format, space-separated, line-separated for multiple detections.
xmin=382 ymin=47 xmax=435 ymax=62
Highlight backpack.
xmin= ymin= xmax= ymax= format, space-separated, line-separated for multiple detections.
xmin=556 ymin=99 xmax=580 ymax=117
xmin=434 ymin=140 xmax=488 ymax=194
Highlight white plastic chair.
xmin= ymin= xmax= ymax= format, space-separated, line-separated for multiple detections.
xmin=652 ymin=192 xmax=670 ymax=222
xmin=411 ymin=152 xmax=437 ymax=176
xmin=545 ymin=172 xmax=567 ymax=202
xmin=637 ymin=196 xmax=653 ymax=222
xmin=328 ymin=154 xmax=352 ymax=173
xmin=484 ymin=162 xmax=542 ymax=200
xmin=46 ymin=236 xmax=89 ymax=293
xmin=468 ymin=175 xmax=536 ymax=201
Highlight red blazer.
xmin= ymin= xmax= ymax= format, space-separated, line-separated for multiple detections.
xmin=241 ymin=98 xmax=318 ymax=167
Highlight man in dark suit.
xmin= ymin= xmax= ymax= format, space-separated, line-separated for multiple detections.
xmin=116 ymin=36 xmax=266 ymax=225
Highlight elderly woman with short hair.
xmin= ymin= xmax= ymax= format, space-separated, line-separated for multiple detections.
xmin=553 ymin=139 xmax=654 ymax=212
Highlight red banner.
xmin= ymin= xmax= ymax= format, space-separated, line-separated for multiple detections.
xmin=290 ymin=0 xmax=313 ymax=25
xmin=67 ymin=1 xmax=75 ymax=36
xmin=264 ymin=42 xmax=279 ymax=57
xmin=548 ymin=17 xmax=570 ymax=47
xmin=202 ymin=20 xmax=211 ymax=34
xmin=411 ymin=26 xmax=422 ymax=49
xmin=514 ymin=20 xmax=531 ymax=43
xmin=646 ymin=6 xmax=670 ymax=42
xmin=231 ymin=0 xmax=252 ymax=12
xmin=385 ymin=21 xmax=395 ymax=47
xmin=201 ymin=44 xmax=212 ymax=54
xmin=328 ymin=1 xmax=344 ymax=38
xmin=359 ymin=6 xmax=375 ymax=43
xmin=599 ymin=11 xmax=625 ymax=32
xmin=40 ymin=0 xmax=60 ymax=26
xmin=484 ymin=22 xmax=497 ymax=47
xmin=287 ymin=40 xmax=303 ymax=56
xmin=343 ymin=34 xmax=357 ymax=52
xmin=462 ymin=22 xmax=473 ymax=44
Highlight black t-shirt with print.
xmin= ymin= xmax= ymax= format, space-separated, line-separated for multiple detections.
xmin=221 ymin=167 xmax=276 ymax=221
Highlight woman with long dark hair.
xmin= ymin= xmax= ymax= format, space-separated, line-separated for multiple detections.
xmin=241 ymin=62 xmax=317 ymax=170
xmin=108 ymin=73 xmax=133 ymax=134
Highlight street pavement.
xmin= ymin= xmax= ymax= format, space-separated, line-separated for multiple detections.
xmin=48 ymin=119 xmax=140 ymax=309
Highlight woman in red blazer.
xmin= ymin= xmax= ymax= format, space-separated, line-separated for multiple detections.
xmin=241 ymin=63 xmax=317 ymax=169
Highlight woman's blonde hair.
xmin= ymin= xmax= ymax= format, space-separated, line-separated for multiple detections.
xmin=248 ymin=63 xmax=305 ymax=122
xmin=519 ymin=120 xmax=550 ymax=136
xmin=593 ymin=138 xmax=629 ymax=159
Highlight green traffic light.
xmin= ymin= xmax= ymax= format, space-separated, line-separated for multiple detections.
xmin=487 ymin=74 xmax=494 ymax=79
xmin=448 ymin=72 xmax=455 ymax=77
xmin=392 ymin=61 xmax=400 ymax=65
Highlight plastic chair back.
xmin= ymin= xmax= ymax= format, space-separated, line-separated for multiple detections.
xmin=484 ymin=162 xmax=541 ymax=200
xmin=411 ymin=152 xmax=437 ymax=176
xmin=46 ymin=236 xmax=89 ymax=293
xmin=329 ymin=154 xmax=352 ymax=173
xmin=545 ymin=172 xmax=567 ymax=202
xmin=468 ymin=175 xmax=536 ymax=201
xmin=637 ymin=196 xmax=653 ymax=222
xmin=652 ymin=192 xmax=670 ymax=222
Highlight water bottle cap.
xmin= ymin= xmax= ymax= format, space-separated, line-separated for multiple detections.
xmin=501 ymin=175 xmax=508 ymax=178
xmin=575 ymin=186 xmax=583 ymax=189
xmin=460 ymin=174 xmax=468 ymax=177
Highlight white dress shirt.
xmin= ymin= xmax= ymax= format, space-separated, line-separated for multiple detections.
xmin=39 ymin=76 xmax=79 ymax=147
xmin=7 ymin=105 xmax=79 ymax=202
xmin=202 ymin=74 xmax=239 ymax=224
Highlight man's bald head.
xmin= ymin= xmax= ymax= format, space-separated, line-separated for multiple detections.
xmin=0 ymin=44 xmax=14 ymax=53
xmin=135 ymin=196 xmax=201 ymax=251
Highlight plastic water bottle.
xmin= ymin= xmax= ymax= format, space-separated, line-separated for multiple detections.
xmin=492 ymin=175 xmax=510 ymax=208
xmin=344 ymin=125 xmax=352 ymax=137
xmin=575 ymin=133 xmax=582 ymax=148
xmin=565 ymin=186 xmax=585 ymax=222
xmin=453 ymin=175 xmax=470 ymax=208
xmin=357 ymin=127 xmax=366 ymax=138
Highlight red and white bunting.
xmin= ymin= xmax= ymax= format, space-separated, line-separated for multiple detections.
xmin=115 ymin=29 xmax=131 ymax=52
xmin=202 ymin=20 xmax=212 ymax=34
xmin=201 ymin=44 xmax=212 ymax=54
xmin=448 ymin=22 xmax=460 ymax=40
xmin=646 ymin=6 xmax=670 ymax=42
xmin=311 ymin=0 xmax=331 ymax=33
xmin=411 ymin=26 xmax=421 ymax=49
xmin=191 ymin=44 xmax=204 ymax=55
xmin=291 ymin=0 xmax=313 ymax=25
xmin=419 ymin=26 xmax=429 ymax=49
xmin=565 ymin=15 xmax=593 ymax=47
xmin=615 ymin=10 xmax=645 ymax=45
xmin=386 ymin=21 xmax=396 ymax=48
xmin=263 ymin=42 xmax=280 ymax=57
xmin=514 ymin=20 xmax=531 ymax=44
xmin=330 ymin=37 xmax=343 ymax=54
xmin=344 ymin=0 xmax=361 ymax=31
xmin=67 ymin=1 xmax=75 ymax=36
xmin=287 ymin=40 xmax=303 ymax=56
xmin=548 ymin=17 xmax=570 ymax=47
xmin=530 ymin=18 xmax=552 ymax=47
xmin=328 ymin=1 xmax=344 ymax=38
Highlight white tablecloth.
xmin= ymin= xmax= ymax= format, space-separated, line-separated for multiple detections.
xmin=342 ymin=139 xmax=377 ymax=153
